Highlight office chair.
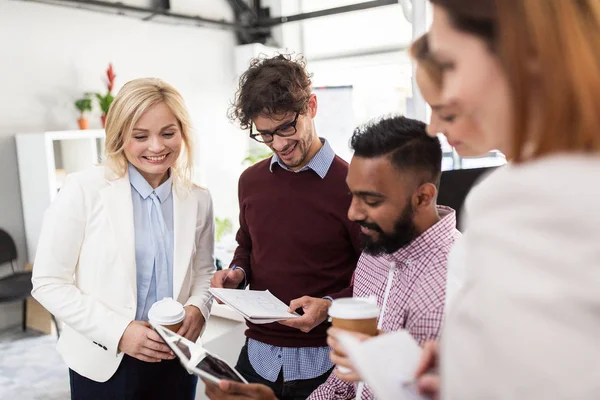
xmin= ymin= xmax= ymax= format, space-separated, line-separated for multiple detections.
xmin=0 ymin=228 xmax=59 ymax=337
xmin=438 ymin=167 xmax=498 ymax=231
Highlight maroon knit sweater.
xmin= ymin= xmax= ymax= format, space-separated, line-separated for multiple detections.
xmin=230 ymin=156 xmax=361 ymax=347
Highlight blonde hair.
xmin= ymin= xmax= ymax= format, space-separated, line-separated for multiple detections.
xmin=104 ymin=77 xmax=194 ymax=187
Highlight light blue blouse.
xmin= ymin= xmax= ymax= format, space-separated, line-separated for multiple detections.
xmin=128 ymin=164 xmax=174 ymax=321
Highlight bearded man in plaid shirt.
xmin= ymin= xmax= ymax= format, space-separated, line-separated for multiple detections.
xmin=204 ymin=116 xmax=460 ymax=400
xmin=307 ymin=115 xmax=461 ymax=400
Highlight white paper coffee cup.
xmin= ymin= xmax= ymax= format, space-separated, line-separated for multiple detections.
xmin=328 ymin=297 xmax=380 ymax=334
xmin=148 ymin=297 xmax=186 ymax=332
xmin=328 ymin=298 xmax=380 ymax=374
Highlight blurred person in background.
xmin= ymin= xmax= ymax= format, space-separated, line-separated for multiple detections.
xmin=414 ymin=0 xmax=600 ymax=398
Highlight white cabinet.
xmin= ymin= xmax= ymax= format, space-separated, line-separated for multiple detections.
xmin=15 ymin=129 xmax=105 ymax=262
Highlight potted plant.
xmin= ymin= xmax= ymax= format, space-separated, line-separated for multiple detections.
xmin=95 ymin=63 xmax=116 ymax=127
xmin=75 ymin=97 xmax=92 ymax=130
xmin=95 ymin=92 xmax=114 ymax=128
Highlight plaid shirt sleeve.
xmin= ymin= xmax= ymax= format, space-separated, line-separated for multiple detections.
xmin=407 ymin=303 xmax=445 ymax=346
xmin=307 ymin=371 xmax=356 ymax=400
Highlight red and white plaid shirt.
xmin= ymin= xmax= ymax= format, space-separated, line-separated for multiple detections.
xmin=309 ymin=206 xmax=461 ymax=400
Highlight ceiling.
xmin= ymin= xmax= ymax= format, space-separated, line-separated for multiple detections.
xmin=16 ymin=0 xmax=402 ymax=44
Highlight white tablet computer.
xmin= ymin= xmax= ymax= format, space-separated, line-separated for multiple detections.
xmin=151 ymin=322 xmax=248 ymax=385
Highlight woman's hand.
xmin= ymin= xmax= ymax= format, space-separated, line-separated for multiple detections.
xmin=415 ymin=340 xmax=441 ymax=400
xmin=177 ymin=305 xmax=205 ymax=343
xmin=118 ymin=320 xmax=175 ymax=362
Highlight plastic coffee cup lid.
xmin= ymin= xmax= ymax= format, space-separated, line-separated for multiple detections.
xmin=148 ymin=297 xmax=185 ymax=325
xmin=328 ymin=297 xmax=380 ymax=320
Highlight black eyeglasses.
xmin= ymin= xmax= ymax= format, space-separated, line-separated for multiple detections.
xmin=249 ymin=112 xmax=299 ymax=144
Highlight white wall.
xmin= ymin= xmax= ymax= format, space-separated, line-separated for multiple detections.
xmin=0 ymin=0 xmax=247 ymax=329
xmin=264 ymin=0 xmax=304 ymax=52
xmin=299 ymin=1 xmax=412 ymax=59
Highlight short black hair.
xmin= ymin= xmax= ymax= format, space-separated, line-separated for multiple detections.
xmin=350 ymin=115 xmax=442 ymax=188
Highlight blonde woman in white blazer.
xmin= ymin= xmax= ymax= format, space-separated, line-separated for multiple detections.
xmin=31 ymin=78 xmax=215 ymax=399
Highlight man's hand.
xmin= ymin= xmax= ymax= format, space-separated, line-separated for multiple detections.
xmin=278 ymin=296 xmax=331 ymax=333
xmin=415 ymin=341 xmax=440 ymax=400
xmin=177 ymin=305 xmax=205 ymax=343
xmin=203 ymin=379 xmax=277 ymax=400
xmin=326 ymin=327 xmax=372 ymax=382
xmin=118 ymin=321 xmax=175 ymax=363
xmin=210 ymin=269 xmax=245 ymax=304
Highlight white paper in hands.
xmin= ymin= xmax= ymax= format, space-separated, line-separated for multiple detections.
xmin=336 ymin=330 xmax=427 ymax=400
xmin=209 ymin=288 xmax=300 ymax=323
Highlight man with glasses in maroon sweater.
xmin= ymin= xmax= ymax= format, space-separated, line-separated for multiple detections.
xmin=210 ymin=54 xmax=361 ymax=400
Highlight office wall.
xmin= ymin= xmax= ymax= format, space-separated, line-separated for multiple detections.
xmin=0 ymin=0 xmax=245 ymax=330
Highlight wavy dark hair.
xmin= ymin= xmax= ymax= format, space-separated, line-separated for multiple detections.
xmin=351 ymin=115 xmax=442 ymax=189
xmin=229 ymin=53 xmax=313 ymax=130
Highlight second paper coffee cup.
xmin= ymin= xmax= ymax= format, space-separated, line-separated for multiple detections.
xmin=328 ymin=297 xmax=380 ymax=336
xmin=148 ymin=297 xmax=186 ymax=333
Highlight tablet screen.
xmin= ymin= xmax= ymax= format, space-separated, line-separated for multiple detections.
xmin=173 ymin=338 xmax=192 ymax=360
xmin=195 ymin=354 xmax=245 ymax=383
xmin=151 ymin=322 xmax=246 ymax=384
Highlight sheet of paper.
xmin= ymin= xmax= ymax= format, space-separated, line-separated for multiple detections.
xmin=209 ymin=288 xmax=299 ymax=320
xmin=337 ymin=330 xmax=428 ymax=400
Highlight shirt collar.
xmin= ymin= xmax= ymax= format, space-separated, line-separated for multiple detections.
xmin=269 ymin=138 xmax=335 ymax=179
xmin=387 ymin=205 xmax=458 ymax=266
xmin=128 ymin=163 xmax=173 ymax=203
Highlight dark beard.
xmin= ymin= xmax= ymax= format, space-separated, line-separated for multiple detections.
xmin=359 ymin=204 xmax=418 ymax=256
xmin=280 ymin=133 xmax=314 ymax=169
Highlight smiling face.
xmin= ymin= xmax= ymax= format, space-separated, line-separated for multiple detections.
xmin=252 ymin=94 xmax=321 ymax=171
xmin=123 ymin=102 xmax=182 ymax=188
xmin=428 ymin=4 xmax=513 ymax=157
xmin=416 ymin=66 xmax=487 ymax=158
xmin=346 ymin=155 xmax=419 ymax=255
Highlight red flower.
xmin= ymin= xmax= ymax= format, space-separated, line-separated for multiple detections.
xmin=106 ymin=63 xmax=116 ymax=93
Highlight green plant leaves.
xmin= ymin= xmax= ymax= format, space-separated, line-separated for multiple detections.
xmin=74 ymin=98 xmax=92 ymax=113
xmin=95 ymin=91 xmax=115 ymax=114
xmin=215 ymin=217 xmax=233 ymax=243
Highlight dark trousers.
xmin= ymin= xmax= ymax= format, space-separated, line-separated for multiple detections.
xmin=70 ymin=355 xmax=197 ymax=400
xmin=235 ymin=343 xmax=333 ymax=400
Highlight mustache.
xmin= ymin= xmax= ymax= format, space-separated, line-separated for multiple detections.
xmin=276 ymin=141 xmax=297 ymax=153
xmin=357 ymin=220 xmax=383 ymax=233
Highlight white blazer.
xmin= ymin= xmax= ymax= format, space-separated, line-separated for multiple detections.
xmin=31 ymin=166 xmax=215 ymax=382
xmin=442 ymin=155 xmax=600 ymax=399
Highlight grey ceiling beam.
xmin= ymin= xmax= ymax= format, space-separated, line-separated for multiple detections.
xmin=154 ymin=0 xmax=170 ymax=10
xmin=257 ymin=0 xmax=398 ymax=28
xmin=225 ymin=0 xmax=257 ymax=19
xmin=225 ymin=0 xmax=270 ymax=44
xmin=18 ymin=0 xmax=242 ymax=31
xmin=141 ymin=0 xmax=170 ymax=21
xmin=235 ymin=0 xmax=399 ymax=44
xmin=17 ymin=0 xmax=401 ymax=45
